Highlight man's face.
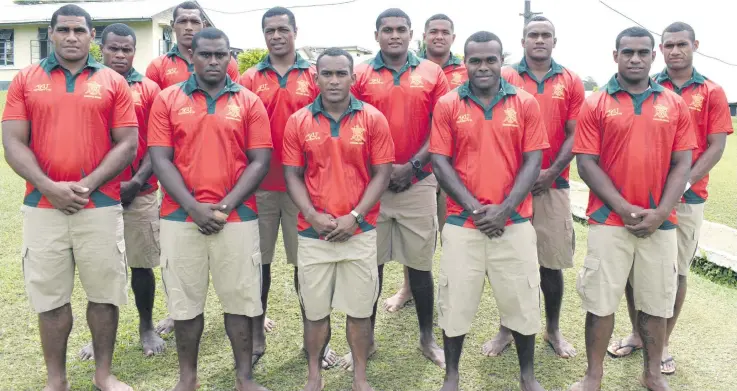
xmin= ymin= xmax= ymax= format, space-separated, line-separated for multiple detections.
xmin=315 ymin=55 xmax=355 ymax=104
xmin=263 ymin=15 xmax=296 ymax=57
xmin=660 ymin=31 xmax=698 ymax=71
xmin=375 ymin=17 xmax=412 ymax=58
xmin=614 ymin=36 xmax=655 ymax=83
xmin=465 ymin=40 xmax=503 ymax=91
xmin=191 ymin=38 xmax=230 ymax=85
xmin=522 ymin=21 xmax=556 ymax=61
xmin=172 ymin=8 xmax=203 ymax=48
xmin=49 ymin=16 xmax=93 ymax=62
xmin=102 ymin=33 xmax=135 ymax=75
xmin=423 ymin=19 xmax=454 ymax=58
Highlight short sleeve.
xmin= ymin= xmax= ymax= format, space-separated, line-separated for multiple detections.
xmin=245 ymin=96 xmax=273 ymax=150
xmin=572 ymin=98 xmax=602 ymax=155
xmin=431 ymin=67 xmax=451 ymax=109
xmin=239 ymin=69 xmax=253 ymax=90
xmin=143 ymin=81 xmax=161 ymax=112
xmin=673 ymin=98 xmax=697 ymax=152
xmin=368 ymin=111 xmax=395 ymax=165
xmin=2 ymin=71 xmax=28 ymax=121
xmin=145 ymin=60 xmax=162 ymax=89
xmin=522 ymin=97 xmax=550 ymax=152
xmin=111 ymin=77 xmax=138 ymax=128
xmin=307 ymin=66 xmax=320 ymax=100
xmin=707 ymin=85 xmax=735 ymax=135
xmin=567 ymin=74 xmax=585 ymax=121
xmin=428 ymin=99 xmax=454 ymax=156
xmin=147 ymin=93 xmax=173 ymax=147
xmin=282 ymin=115 xmax=304 ymax=167
xmin=350 ymin=66 xmax=366 ymax=99
xmin=227 ymin=58 xmax=241 ymax=82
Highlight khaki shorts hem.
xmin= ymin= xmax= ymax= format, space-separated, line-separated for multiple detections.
xmin=303 ymin=310 xmax=332 ymax=322
xmin=169 ymin=309 xmax=205 ymax=321
xmin=32 ymin=299 xmax=72 ymax=314
xmin=86 ymin=296 xmax=126 ymax=308
xmin=634 ymin=304 xmax=674 ymax=319
xmin=500 ymin=320 xmax=540 ymax=337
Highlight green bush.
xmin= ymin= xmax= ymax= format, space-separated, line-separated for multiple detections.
xmin=89 ymin=42 xmax=102 ymax=62
xmin=237 ymin=48 xmax=268 ymax=74
xmin=691 ymin=256 xmax=737 ymax=288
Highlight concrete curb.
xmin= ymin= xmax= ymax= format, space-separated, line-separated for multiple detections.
xmin=569 ymin=180 xmax=737 ymax=272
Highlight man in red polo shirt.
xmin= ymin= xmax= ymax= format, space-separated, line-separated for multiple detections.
xmin=148 ymin=28 xmax=271 ymax=391
xmin=430 ymin=31 xmax=548 ymax=391
xmin=239 ymin=6 xmax=322 ymax=366
xmin=608 ymin=21 xmax=734 ymax=376
xmin=2 ymin=5 xmax=138 ymax=390
xmin=384 ymin=12 xmax=468 ymax=315
xmin=348 ymin=8 xmax=449 ymax=370
xmin=283 ymin=47 xmax=394 ymax=391
xmin=486 ymin=15 xmax=584 ymax=359
xmin=570 ymin=27 xmax=695 ymax=391
xmin=145 ymin=1 xmax=239 ymax=91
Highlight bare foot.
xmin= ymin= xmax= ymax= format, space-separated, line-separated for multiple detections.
xmin=481 ymin=330 xmax=513 ymax=357
xmin=340 ymin=343 xmax=377 ymax=371
xmin=79 ymin=342 xmax=94 ymax=361
xmin=264 ymin=317 xmax=276 ymax=332
xmin=520 ymin=375 xmax=545 ymax=391
xmin=301 ymin=376 xmax=324 ymax=391
xmin=322 ymin=345 xmax=339 ymax=369
xmin=420 ymin=340 xmax=446 ymax=369
xmin=661 ymin=345 xmax=675 ymax=375
xmin=383 ymin=286 xmax=412 ymax=313
xmin=607 ymin=333 xmax=642 ymax=358
xmin=544 ymin=330 xmax=576 ymax=358
xmin=640 ymin=373 xmax=672 ymax=391
xmin=439 ymin=377 xmax=459 ymax=391
xmin=141 ymin=328 xmax=166 ymax=356
xmin=42 ymin=379 xmax=70 ymax=391
xmin=92 ymin=375 xmax=133 ymax=391
xmin=352 ymin=379 xmax=374 ymax=391
xmin=171 ymin=377 xmax=199 ymax=391
xmin=569 ymin=374 xmax=602 ymax=391
xmin=236 ymin=378 xmax=269 ymax=391
xmin=155 ymin=316 xmax=175 ymax=335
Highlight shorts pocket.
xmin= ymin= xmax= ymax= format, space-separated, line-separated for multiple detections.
xmin=116 ymin=240 xmax=128 ymax=272
xmin=252 ymin=252 xmax=263 ymax=291
xmin=576 ymin=256 xmax=601 ymax=301
xmin=151 ymin=221 xmax=161 ymax=253
xmin=370 ymin=266 xmax=379 ymax=304
xmin=20 ymin=246 xmax=28 ymax=278
xmin=663 ymin=258 xmax=678 ymax=302
xmin=436 ymin=274 xmax=449 ymax=318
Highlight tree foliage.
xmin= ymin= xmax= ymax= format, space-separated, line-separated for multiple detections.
xmin=237 ymin=48 xmax=268 ymax=74
xmin=583 ymin=76 xmax=598 ymax=91
xmin=89 ymin=41 xmax=102 ymax=62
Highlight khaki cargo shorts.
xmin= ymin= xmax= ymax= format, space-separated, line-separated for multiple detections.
xmin=676 ymin=202 xmax=704 ymax=276
xmin=123 ymin=193 xmax=160 ymax=269
xmin=577 ymin=225 xmax=677 ymax=318
xmin=378 ymin=175 xmax=438 ymax=271
xmin=21 ymin=205 xmax=128 ymax=313
xmin=437 ymin=188 xmax=447 ymax=236
xmin=297 ymin=231 xmax=379 ymax=321
xmin=532 ymin=188 xmax=574 ymax=270
xmin=437 ymin=222 xmax=542 ymax=337
xmin=160 ymin=220 xmax=263 ymax=320
xmin=256 ymin=190 xmax=299 ymax=266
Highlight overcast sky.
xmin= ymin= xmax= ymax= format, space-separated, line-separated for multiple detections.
xmin=196 ymin=0 xmax=737 ymax=100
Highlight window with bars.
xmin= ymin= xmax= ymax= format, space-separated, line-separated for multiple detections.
xmin=0 ymin=29 xmax=14 ymax=66
xmin=159 ymin=27 xmax=172 ymax=55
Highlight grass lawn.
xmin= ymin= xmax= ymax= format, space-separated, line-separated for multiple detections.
xmin=2 ymin=91 xmax=737 ymax=390
xmin=569 ymin=117 xmax=737 ymax=228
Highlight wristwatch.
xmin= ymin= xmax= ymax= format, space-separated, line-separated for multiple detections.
xmin=410 ymin=158 xmax=423 ymax=173
xmin=350 ymin=210 xmax=365 ymax=224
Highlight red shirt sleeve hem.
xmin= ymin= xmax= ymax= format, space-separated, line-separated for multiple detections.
xmin=282 ymin=161 xmax=303 ymax=166
xmin=112 ymin=121 xmax=140 ymax=128
xmin=1 ymin=114 xmax=28 ymax=121
xmin=370 ymin=157 xmax=395 ymax=165
xmin=428 ymin=148 xmax=452 ymax=156
xmin=523 ymin=142 xmax=550 ymax=152
xmin=246 ymin=143 xmax=274 ymax=150
xmin=572 ymin=148 xmax=600 ymax=155
xmin=148 ymin=141 xmax=173 ymax=147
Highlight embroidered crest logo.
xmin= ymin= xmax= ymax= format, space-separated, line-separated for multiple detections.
xmin=84 ymin=81 xmax=103 ymax=99
xmin=225 ymin=102 xmax=241 ymax=121
xmin=296 ymin=80 xmax=311 ymax=97
xmin=450 ymin=72 xmax=463 ymax=86
xmin=456 ymin=114 xmax=472 ymax=124
xmin=350 ymin=126 xmax=366 ymax=145
xmin=552 ymin=82 xmax=565 ymax=99
xmin=502 ymin=108 xmax=519 ymax=127
xmin=410 ymin=74 xmax=424 ymax=88
xmin=690 ymin=93 xmax=704 ymax=112
xmin=305 ymin=132 xmax=320 ymax=142
xmin=653 ymin=104 xmax=670 ymax=122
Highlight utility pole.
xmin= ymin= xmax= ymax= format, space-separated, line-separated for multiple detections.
xmin=521 ymin=0 xmax=543 ymax=26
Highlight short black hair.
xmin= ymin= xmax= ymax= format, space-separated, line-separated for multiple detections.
xmin=662 ymin=21 xmax=696 ymax=42
xmin=316 ymin=47 xmax=354 ymax=72
xmin=524 ymin=15 xmax=555 ymax=36
xmin=262 ymin=6 xmax=297 ymax=31
xmin=101 ymin=23 xmax=137 ymax=46
xmin=191 ymin=27 xmax=229 ymax=52
xmin=50 ymin=4 xmax=92 ymax=31
xmin=615 ymin=26 xmax=655 ymax=50
xmin=173 ymin=1 xmax=203 ymax=21
xmin=424 ymin=14 xmax=453 ymax=31
xmin=376 ymin=8 xmax=411 ymax=31
xmin=464 ymin=31 xmax=504 ymax=58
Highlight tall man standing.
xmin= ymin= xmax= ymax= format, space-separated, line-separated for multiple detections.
xmin=384 ymin=13 xmax=467 ymax=314
xmin=431 ymin=31 xmax=548 ymax=391
xmin=148 ymin=28 xmax=272 ymax=391
xmin=283 ymin=47 xmax=394 ymax=391
xmin=78 ymin=23 xmax=166 ymax=362
xmin=239 ymin=6 xmax=324 ymax=367
xmin=570 ymin=27 xmax=695 ymax=391
xmin=486 ymin=15 xmax=584 ymax=359
xmin=2 ymin=5 xmax=138 ymax=391
xmin=608 ymin=21 xmax=734 ymax=375
xmin=349 ymin=8 xmax=449 ymax=370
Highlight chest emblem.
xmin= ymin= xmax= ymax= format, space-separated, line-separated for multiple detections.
xmin=606 ymin=108 xmax=622 ymax=118
xmin=410 ymin=74 xmax=424 ymax=88
xmin=225 ymin=102 xmax=241 ymax=121
xmin=450 ymin=72 xmax=463 ymax=86
xmin=131 ymin=89 xmax=142 ymax=105
xmin=256 ymin=83 xmax=270 ymax=93
xmin=33 ymin=84 xmax=51 ymax=92
xmin=456 ymin=114 xmax=472 ymax=124
xmin=369 ymin=77 xmax=384 ymax=85
xmin=350 ymin=125 xmax=366 ymax=145
xmin=653 ymin=104 xmax=670 ymax=123
xmin=165 ymin=68 xmax=178 ymax=76
xmin=502 ymin=107 xmax=519 ymax=127
xmin=295 ymin=79 xmax=311 ymax=97
xmin=178 ymin=106 xmax=195 ymax=116
xmin=552 ymin=82 xmax=565 ymax=99
xmin=689 ymin=93 xmax=704 ymax=112
xmin=84 ymin=81 xmax=103 ymax=99
xmin=306 ymin=132 xmax=321 ymax=142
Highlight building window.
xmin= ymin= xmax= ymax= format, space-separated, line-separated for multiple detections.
xmin=31 ymin=28 xmax=51 ymax=63
xmin=94 ymin=25 xmax=107 ymax=45
xmin=159 ymin=26 xmax=172 ymax=55
xmin=0 ymin=29 xmax=14 ymax=66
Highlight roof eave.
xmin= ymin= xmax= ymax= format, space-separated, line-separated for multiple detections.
xmin=0 ymin=17 xmax=152 ymax=26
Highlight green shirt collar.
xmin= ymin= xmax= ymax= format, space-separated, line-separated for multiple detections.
xmin=255 ymin=52 xmax=311 ymax=72
xmin=653 ymin=67 xmax=706 ymax=85
xmin=370 ymin=50 xmax=421 ymax=71
xmin=513 ymin=56 xmax=564 ymax=75
xmin=125 ymin=68 xmax=144 ymax=84
xmin=181 ymin=73 xmax=242 ymax=97
xmin=40 ymin=53 xmax=102 ymax=75
xmin=166 ymin=44 xmax=189 ymax=62
xmin=457 ymin=78 xmax=517 ymax=101
xmin=418 ymin=49 xmax=462 ymax=68
xmin=309 ymin=94 xmax=364 ymax=117
xmin=604 ymin=74 xmax=664 ymax=95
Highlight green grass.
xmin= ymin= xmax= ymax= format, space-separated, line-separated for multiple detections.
xmin=2 ymin=91 xmax=737 ymax=390
xmin=569 ymin=117 xmax=737 ymax=228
